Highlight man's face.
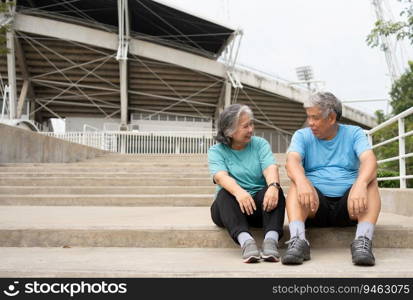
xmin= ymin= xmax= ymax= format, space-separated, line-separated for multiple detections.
xmin=305 ymin=106 xmax=336 ymax=139
xmin=231 ymin=113 xmax=254 ymax=144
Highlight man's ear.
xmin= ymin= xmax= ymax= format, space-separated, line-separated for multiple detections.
xmin=328 ymin=112 xmax=337 ymax=124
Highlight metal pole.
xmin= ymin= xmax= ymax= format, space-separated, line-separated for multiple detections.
xmin=224 ymin=80 xmax=231 ymax=108
xmin=6 ymin=22 xmax=17 ymax=120
xmin=119 ymin=59 xmax=128 ymax=130
xmin=398 ymin=118 xmax=406 ymax=188
xmin=117 ymin=0 xmax=129 ymax=131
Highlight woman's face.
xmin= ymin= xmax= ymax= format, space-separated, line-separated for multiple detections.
xmin=230 ymin=113 xmax=254 ymax=145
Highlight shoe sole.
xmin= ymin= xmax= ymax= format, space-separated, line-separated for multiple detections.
xmin=261 ymin=254 xmax=280 ymax=262
xmin=352 ymin=258 xmax=375 ymax=266
xmin=281 ymin=254 xmax=310 ymax=265
xmin=243 ymin=255 xmax=260 ymax=263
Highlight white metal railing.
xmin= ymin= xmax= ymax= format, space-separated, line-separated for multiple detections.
xmin=41 ymin=131 xmax=217 ymax=154
xmin=366 ymin=106 xmax=413 ymax=188
xmin=41 ymin=130 xmax=293 ymax=154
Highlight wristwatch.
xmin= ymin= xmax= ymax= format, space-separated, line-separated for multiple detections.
xmin=268 ymin=182 xmax=281 ymax=189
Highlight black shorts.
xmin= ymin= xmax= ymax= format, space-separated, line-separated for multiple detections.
xmin=305 ymin=187 xmax=357 ymax=227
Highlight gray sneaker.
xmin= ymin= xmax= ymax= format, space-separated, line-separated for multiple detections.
xmin=241 ymin=239 xmax=260 ymax=263
xmin=351 ymin=236 xmax=375 ymax=266
xmin=261 ymin=239 xmax=280 ymax=262
xmin=281 ymin=236 xmax=311 ymax=265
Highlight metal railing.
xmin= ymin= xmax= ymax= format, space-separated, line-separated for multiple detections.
xmin=366 ymin=107 xmax=413 ymax=188
xmin=41 ymin=131 xmax=217 ymax=154
xmin=41 ymin=130 xmax=293 ymax=154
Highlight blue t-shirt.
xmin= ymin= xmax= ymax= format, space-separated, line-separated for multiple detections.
xmin=208 ymin=136 xmax=276 ymax=196
xmin=288 ymin=124 xmax=371 ymax=197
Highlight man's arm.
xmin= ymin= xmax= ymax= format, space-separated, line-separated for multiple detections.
xmin=286 ymin=152 xmax=318 ymax=212
xmin=349 ymin=150 xmax=378 ymax=216
xmin=355 ymin=150 xmax=378 ymax=185
xmin=286 ymin=152 xmax=307 ymax=184
xmin=214 ymin=171 xmax=256 ymax=215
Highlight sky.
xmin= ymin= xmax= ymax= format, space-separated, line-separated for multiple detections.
xmin=161 ymin=0 xmax=413 ymax=116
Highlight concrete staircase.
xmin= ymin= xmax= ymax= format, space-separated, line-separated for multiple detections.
xmin=1 ymin=153 xmax=413 ymax=277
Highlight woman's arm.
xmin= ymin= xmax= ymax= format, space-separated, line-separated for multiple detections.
xmin=262 ymin=164 xmax=280 ymax=212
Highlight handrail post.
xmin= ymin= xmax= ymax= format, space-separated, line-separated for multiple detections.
xmin=398 ymin=118 xmax=406 ymax=188
xmin=367 ymin=132 xmax=373 ymax=148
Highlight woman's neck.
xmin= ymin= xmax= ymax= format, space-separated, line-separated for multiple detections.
xmin=231 ymin=141 xmax=247 ymax=150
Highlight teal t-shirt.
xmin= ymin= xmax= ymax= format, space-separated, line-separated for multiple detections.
xmin=208 ymin=136 xmax=276 ymax=196
xmin=288 ymin=124 xmax=371 ymax=197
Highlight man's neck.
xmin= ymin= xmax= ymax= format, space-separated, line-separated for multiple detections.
xmin=323 ymin=123 xmax=339 ymax=140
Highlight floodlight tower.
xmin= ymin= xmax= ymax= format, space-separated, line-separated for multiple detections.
xmin=296 ymin=65 xmax=314 ymax=90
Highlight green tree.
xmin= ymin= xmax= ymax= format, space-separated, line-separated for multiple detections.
xmin=0 ymin=1 xmax=15 ymax=55
xmin=367 ymin=0 xmax=413 ymax=188
xmin=370 ymin=63 xmax=413 ymax=188
xmin=390 ymin=61 xmax=413 ymax=114
xmin=366 ymin=0 xmax=413 ymax=49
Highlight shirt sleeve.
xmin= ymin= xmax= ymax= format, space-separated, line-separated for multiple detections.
xmin=353 ymin=126 xmax=372 ymax=157
xmin=208 ymin=146 xmax=228 ymax=176
xmin=287 ymin=130 xmax=305 ymax=160
xmin=257 ymin=137 xmax=276 ymax=171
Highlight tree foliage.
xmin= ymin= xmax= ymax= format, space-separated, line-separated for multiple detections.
xmin=0 ymin=1 xmax=15 ymax=55
xmin=367 ymin=1 xmax=413 ymax=188
xmin=366 ymin=0 xmax=413 ymax=49
xmin=371 ymin=64 xmax=413 ymax=188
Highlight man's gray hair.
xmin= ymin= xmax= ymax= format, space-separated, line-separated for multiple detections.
xmin=304 ymin=91 xmax=342 ymax=121
xmin=215 ymin=104 xmax=253 ymax=146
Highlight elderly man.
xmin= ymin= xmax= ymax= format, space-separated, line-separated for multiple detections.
xmin=282 ymin=92 xmax=381 ymax=266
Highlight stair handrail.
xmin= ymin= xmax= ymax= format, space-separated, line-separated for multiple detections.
xmin=366 ymin=106 xmax=413 ymax=188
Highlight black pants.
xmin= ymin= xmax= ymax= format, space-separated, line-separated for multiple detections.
xmin=210 ymin=186 xmax=285 ymax=244
xmin=305 ymin=187 xmax=357 ymax=227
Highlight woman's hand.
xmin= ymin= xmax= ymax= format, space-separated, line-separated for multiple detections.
xmin=234 ymin=189 xmax=256 ymax=215
xmin=263 ymin=185 xmax=279 ymax=212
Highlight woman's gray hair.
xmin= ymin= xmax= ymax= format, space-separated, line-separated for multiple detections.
xmin=215 ymin=104 xmax=253 ymax=146
xmin=304 ymin=91 xmax=342 ymax=121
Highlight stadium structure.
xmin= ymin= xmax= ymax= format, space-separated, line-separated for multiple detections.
xmin=0 ymin=0 xmax=377 ymax=152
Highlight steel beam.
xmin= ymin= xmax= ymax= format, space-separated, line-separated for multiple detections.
xmin=13 ymin=13 xmax=377 ymax=128
xmin=117 ymin=0 xmax=129 ymax=131
xmin=6 ymin=27 xmax=17 ymax=119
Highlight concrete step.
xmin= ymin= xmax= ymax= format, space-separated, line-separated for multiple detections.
xmin=0 ymin=207 xmax=411 ymax=248
xmin=0 ymin=167 xmax=214 ymax=173
xmin=79 ymin=153 xmax=287 ymax=163
xmin=1 ymin=247 xmax=412 ymax=277
xmin=0 ymin=177 xmax=290 ymax=187
xmin=0 ymin=186 xmax=216 ymax=195
xmin=0 ymin=172 xmax=212 ymax=178
xmin=0 ymin=194 xmax=215 ymax=206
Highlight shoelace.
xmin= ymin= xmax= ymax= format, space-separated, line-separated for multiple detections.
xmin=353 ymin=237 xmax=371 ymax=253
xmin=284 ymin=236 xmax=300 ymax=249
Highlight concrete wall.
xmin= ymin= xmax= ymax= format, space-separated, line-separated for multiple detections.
xmin=66 ymin=117 xmax=121 ymax=132
xmin=0 ymin=124 xmax=108 ymax=163
xmin=380 ymin=188 xmax=413 ymax=217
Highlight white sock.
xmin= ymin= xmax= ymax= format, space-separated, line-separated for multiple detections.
xmin=356 ymin=222 xmax=375 ymax=240
xmin=264 ymin=230 xmax=279 ymax=241
xmin=289 ymin=220 xmax=306 ymax=240
xmin=237 ymin=232 xmax=253 ymax=247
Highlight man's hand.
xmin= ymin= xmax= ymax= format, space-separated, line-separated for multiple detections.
xmin=234 ymin=189 xmax=256 ymax=215
xmin=296 ymin=179 xmax=318 ymax=212
xmin=348 ymin=181 xmax=368 ymax=217
xmin=263 ymin=185 xmax=279 ymax=212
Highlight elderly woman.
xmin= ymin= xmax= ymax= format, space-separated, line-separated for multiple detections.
xmin=208 ymin=104 xmax=285 ymax=263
